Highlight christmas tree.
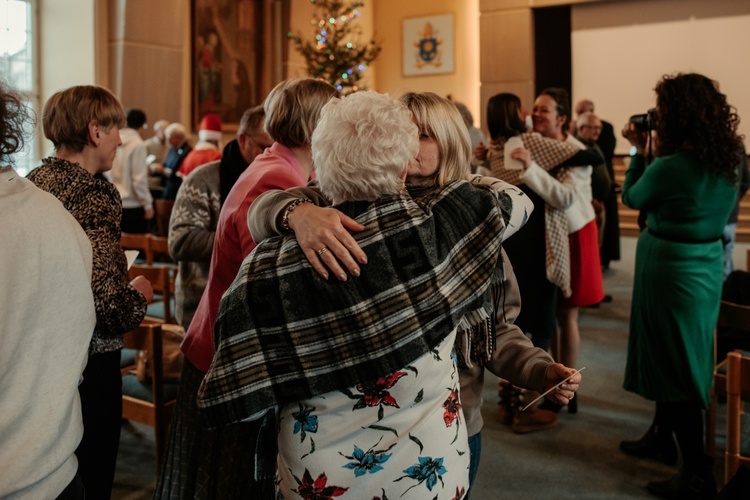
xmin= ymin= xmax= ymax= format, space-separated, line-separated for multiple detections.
xmin=288 ymin=0 xmax=381 ymax=93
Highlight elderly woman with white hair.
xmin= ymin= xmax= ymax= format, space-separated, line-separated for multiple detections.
xmin=198 ymin=91 xmax=512 ymax=498
xmin=247 ymin=91 xmax=583 ymax=498
xmin=161 ymin=122 xmax=192 ymax=199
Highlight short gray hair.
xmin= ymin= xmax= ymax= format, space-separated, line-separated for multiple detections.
xmin=313 ymin=91 xmax=418 ymax=202
xmin=576 ymin=111 xmax=600 ymax=129
xmin=165 ymin=122 xmax=186 ymax=141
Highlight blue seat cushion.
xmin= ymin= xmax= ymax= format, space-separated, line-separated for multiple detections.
xmin=742 ymin=411 xmax=750 ymax=456
xmin=122 ymin=373 xmax=179 ymax=403
xmin=121 ymin=348 xmax=137 ymax=368
xmin=146 ymin=298 xmax=176 ymax=321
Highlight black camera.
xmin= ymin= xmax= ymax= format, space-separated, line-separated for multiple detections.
xmin=629 ymin=108 xmax=656 ymax=132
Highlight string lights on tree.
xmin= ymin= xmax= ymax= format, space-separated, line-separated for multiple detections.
xmin=288 ymin=0 xmax=381 ymax=93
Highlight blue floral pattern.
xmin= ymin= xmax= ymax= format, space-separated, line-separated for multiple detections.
xmin=292 ymin=403 xmax=318 ymax=442
xmin=276 ymin=332 xmax=468 ymax=498
xmin=340 ymin=440 xmax=394 ymax=477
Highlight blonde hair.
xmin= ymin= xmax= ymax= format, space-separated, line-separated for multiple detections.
xmin=263 ymin=78 xmax=338 ymax=148
xmin=314 ymin=91 xmax=418 ymax=202
xmin=42 ymin=85 xmax=125 ymax=153
xmin=398 ymin=92 xmax=471 ymax=185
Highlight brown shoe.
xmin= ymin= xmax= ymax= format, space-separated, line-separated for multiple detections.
xmin=511 ymin=407 xmax=558 ymax=434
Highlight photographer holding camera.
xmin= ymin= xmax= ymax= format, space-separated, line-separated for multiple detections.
xmin=619 ymin=73 xmax=743 ymax=499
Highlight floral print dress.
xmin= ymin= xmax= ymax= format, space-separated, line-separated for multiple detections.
xmin=276 ymin=331 xmax=468 ymax=499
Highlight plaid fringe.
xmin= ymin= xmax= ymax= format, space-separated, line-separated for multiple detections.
xmin=197 ymin=181 xmax=507 ymax=429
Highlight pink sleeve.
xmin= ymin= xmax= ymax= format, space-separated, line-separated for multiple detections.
xmin=237 ymin=169 xmax=308 ymax=254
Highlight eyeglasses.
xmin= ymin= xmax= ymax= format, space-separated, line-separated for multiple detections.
xmin=581 ymin=125 xmax=602 ymax=131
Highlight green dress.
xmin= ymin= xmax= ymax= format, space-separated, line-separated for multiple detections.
xmin=622 ymin=151 xmax=736 ymax=408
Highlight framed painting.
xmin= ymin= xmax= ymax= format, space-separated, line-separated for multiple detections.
xmin=402 ymin=14 xmax=455 ymax=77
xmin=192 ymin=0 xmax=266 ymax=131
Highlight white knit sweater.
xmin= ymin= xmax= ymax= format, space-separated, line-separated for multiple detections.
xmin=0 ymin=168 xmax=96 ymax=499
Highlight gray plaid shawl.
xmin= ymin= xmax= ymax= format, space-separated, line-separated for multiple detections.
xmin=197 ymin=180 xmax=506 ymax=429
xmin=488 ymin=132 xmax=582 ymax=297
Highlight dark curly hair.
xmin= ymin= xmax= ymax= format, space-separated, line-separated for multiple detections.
xmin=487 ymin=93 xmax=527 ymax=141
xmin=0 ymin=80 xmax=32 ymax=166
xmin=654 ymin=73 xmax=743 ymax=182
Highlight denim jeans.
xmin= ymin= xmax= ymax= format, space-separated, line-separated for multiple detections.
xmin=467 ymin=432 xmax=483 ymax=498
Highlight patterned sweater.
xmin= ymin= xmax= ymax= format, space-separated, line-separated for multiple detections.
xmin=168 ymin=161 xmax=221 ymax=329
xmin=27 ymin=157 xmax=147 ymax=353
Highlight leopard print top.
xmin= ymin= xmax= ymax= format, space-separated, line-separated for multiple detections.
xmin=28 ymin=157 xmax=147 ymax=354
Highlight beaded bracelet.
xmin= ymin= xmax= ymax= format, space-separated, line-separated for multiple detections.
xmin=281 ymin=198 xmax=313 ymax=233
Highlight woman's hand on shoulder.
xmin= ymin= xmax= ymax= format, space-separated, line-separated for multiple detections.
xmin=288 ymin=203 xmax=368 ymax=281
xmin=509 ymin=147 xmax=532 ymax=170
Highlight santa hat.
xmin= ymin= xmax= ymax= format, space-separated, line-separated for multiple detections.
xmin=198 ymin=113 xmax=222 ymax=142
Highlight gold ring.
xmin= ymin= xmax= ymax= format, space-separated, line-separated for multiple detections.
xmin=317 ymin=246 xmax=329 ymax=256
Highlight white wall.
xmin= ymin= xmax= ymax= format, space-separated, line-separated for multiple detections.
xmin=38 ymin=0 xmax=96 ymax=157
xmin=375 ymin=0 xmax=481 ymax=124
xmin=571 ymin=0 xmax=750 ymax=154
xmin=39 ymin=0 xmax=96 ymax=96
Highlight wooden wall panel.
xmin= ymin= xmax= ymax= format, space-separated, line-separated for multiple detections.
xmin=111 ymin=44 xmax=183 ymax=123
xmin=108 ymin=0 xmax=187 ymax=128
xmin=479 ymin=7 xmax=534 ymax=134
xmin=479 ymin=9 xmax=534 ymax=84
xmin=481 ymin=0 xmax=531 ymax=10
xmin=112 ymin=0 xmax=184 ymax=47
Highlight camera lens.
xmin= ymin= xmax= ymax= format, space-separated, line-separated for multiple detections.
xmin=629 ymin=109 xmax=655 ymax=132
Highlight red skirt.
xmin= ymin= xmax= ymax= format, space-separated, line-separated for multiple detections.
xmin=562 ymin=219 xmax=604 ymax=307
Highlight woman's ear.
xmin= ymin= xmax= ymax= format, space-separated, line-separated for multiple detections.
xmin=88 ymin=121 xmax=100 ymax=146
xmin=400 ymin=162 xmax=410 ymax=181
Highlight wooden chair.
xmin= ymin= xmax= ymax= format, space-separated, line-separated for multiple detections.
xmin=707 ymin=300 xmax=750 ymax=457
xmin=154 ymin=199 xmax=175 ymax=237
xmin=121 ymin=323 xmax=179 ymax=473
xmin=121 ymin=232 xmax=152 ymax=265
xmin=147 ymin=235 xmax=173 ymax=265
xmin=724 ymin=351 xmax=750 ymax=484
xmin=129 ymin=264 xmax=177 ymax=324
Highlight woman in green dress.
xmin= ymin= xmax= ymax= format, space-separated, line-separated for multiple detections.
xmin=619 ymin=73 xmax=743 ymax=499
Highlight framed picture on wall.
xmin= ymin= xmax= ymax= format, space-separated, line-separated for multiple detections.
xmin=402 ymin=14 xmax=455 ymax=77
xmin=192 ymin=0 xmax=265 ymax=131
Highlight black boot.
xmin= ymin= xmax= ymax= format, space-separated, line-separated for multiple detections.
xmin=647 ymin=461 xmax=717 ymax=500
xmin=539 ymin=399 xmax=562 ymax=413
xmin=568 ymin=392 xmax=578 ymax=414
xmin=539 ymin=392 xmax=578 ymax=414
xmin=620 ymin=425 xmax=678 ymax=466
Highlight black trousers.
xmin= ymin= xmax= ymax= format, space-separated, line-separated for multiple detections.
xmin=55 ymin=473 xmax=85 ymax=500
xmin=655 ymin=400 xmax=706 ymax=471
xmin=75 ymin=350 xmax=122 ymax=500
xmin=121 ymin=207 xmax=149 ymax=234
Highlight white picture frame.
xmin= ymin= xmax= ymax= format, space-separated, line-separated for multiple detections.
xmin=402 ymin=14 xmax=455 ymax=77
